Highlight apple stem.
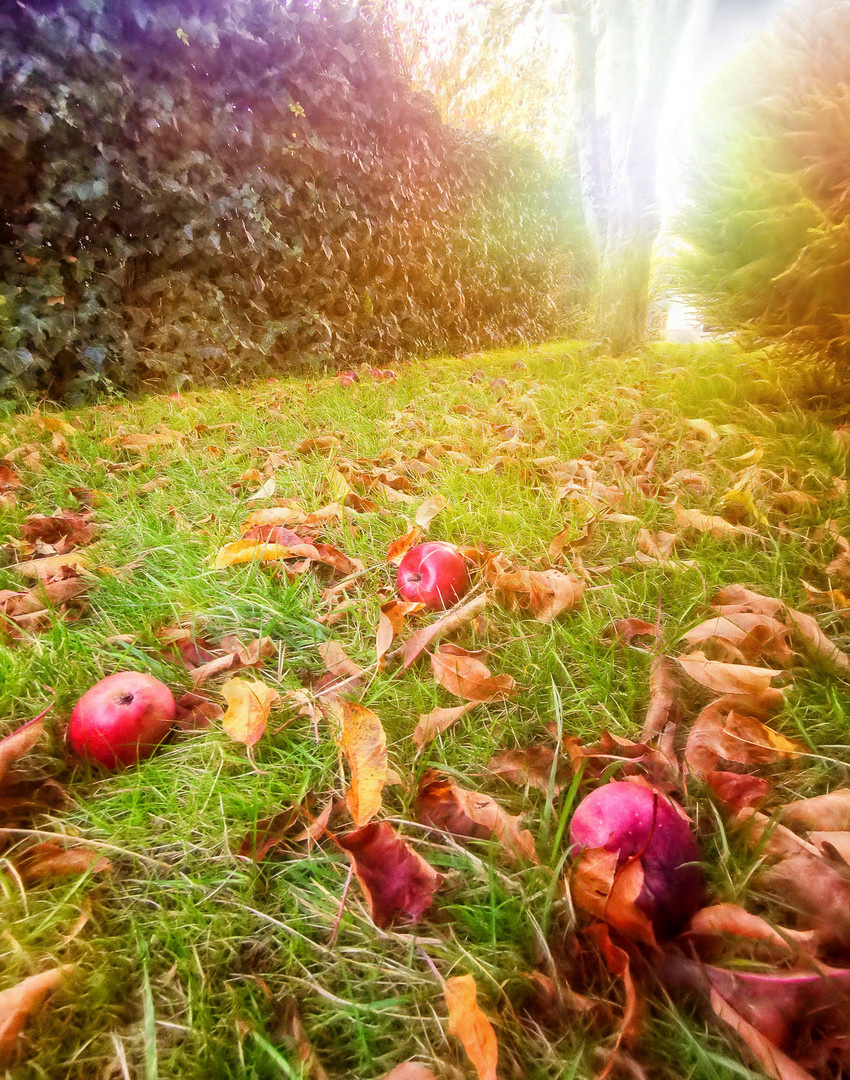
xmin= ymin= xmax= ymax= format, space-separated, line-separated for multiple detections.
xmin=117 ymin=692 xmax=135 ymax=705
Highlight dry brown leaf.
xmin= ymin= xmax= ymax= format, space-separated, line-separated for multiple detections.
xmin=221 ymin=677 xmax=280 ymax=747
xmin=377 ymin=600 xmax=423 ymax=668
xmin=20 ymin=511 xmax=96 ymax=549
xmin=431 ymin=643 xmax=516 ymax=702
xmin=608 ymin=618 xmax=660 ymax=646
xmin=676 ymin=651 xmax=785 ymax=696
xmin=637 ymin=528 xmax=678 ymax=561
xmin=641 ymin=655 xmax=682 ymax=751
xmin=685 ymin=698 xmax=803 ymax=776
xmin=674 ymin=501 xmax=759 ymax=541
xmin=779 ymin=789 xmax=850 ymax=833
xmin=246 ymin=476 xmax=276 ymax=501
xmin=417 ymin=771 xmax=537 ymax=862
xmin=241 ymin=506 xmax=308 ymax=531
xmin=487 ymin=746 xmax=567 ymax=794
xmin=571 ymin=848 xmax=657 ymax=947
xmin=414 ymin=494 xmax=448 ymax=531
xmin=0 ymin=966 xmax=73 ymax=1066
xmin=400 ymin=594 xmax=488 ymax=668
xmin=0 ymin=713 xmax=46 ymax=786
xmin=15 ymin=551 xmax=90 ymax=580
xmin=14 ymin=841 xmax=111 ymax=883
xmin=682 ymin=614 xmax=793 ymax=665
xmin=331 ymin=700 xmax=387 ymax=828
xmin=491 ymin=567 xmax=585 ymax=624
xmin=683 ymin=903 xmax=817 ymax=954
xmin=338 ymin=821 xmax=441 ymax=927
xmin=412 ymin=703 xmax=476 ymax=750
xmin=318 ymin=641 xmax=365 ymax=682
xmin=386 ymin=526 xmax=424 ymax=565
xmin=444 ymin=974 xmax=498 ymax=1080
xmin=118 ymin=431 xmax=179 ymax=451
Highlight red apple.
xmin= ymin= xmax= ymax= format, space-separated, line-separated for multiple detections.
xmin=570 ymin=781 xmax=705 ymax=937
xmin=69 ymin=672 xmax=176 ymax=768
xmin=397 ymin=542 xmax=470 ymax=611
xmin=369 ymin=368 xmax=385 ymax=380
xmin=339 ymin=370 xmax=359 ymax=387
xmin=381 ymin=369 xmax=398 ymax=380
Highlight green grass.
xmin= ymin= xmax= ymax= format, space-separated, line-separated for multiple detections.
xmin=1 ymin=340 xmax=848 ymax=1079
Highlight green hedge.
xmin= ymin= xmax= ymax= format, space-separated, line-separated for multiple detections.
xmin=678 ymin=1 xmax=850 ymax=386
xmin=0 ymin=0 xmax=589 ymax=400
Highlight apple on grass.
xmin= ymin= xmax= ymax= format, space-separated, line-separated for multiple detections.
xmin=69 ymin=672 xmax=176 ymax=769
xmin=397 ymin=542 xmax=470 ymax=611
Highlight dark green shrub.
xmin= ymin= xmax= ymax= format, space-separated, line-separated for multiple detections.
xmin=678 ymin=1 xmax=850 ymax=387
xmin=0 ymin=0 xmax=588 ymax=400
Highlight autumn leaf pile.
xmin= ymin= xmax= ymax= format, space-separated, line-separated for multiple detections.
xmin=0 ymin=350 xmax=849 ymax=1078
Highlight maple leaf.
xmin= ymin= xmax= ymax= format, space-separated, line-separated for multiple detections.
xmin=444 ymin=974 xmax=499 ymax=1080
xmin=338 ymin=822 xmax=441 ymax=928
xmin=220 ymin=677 xmax=280 ymax=747
xmin=430 ymin=643 xmax=516 ymax=702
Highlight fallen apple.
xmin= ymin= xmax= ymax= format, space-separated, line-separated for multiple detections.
xmin=397 ymin=542 xmax=470 ymax=611
xmin=570 ymin=780 xmax=705 ymax=937
xmin=69 ymin=671 xmax=176 ymax=768
xmin=381 ymin=369 xmax=398 ymax=380
xmin=339 ymin=370 xmax=359 ymax=387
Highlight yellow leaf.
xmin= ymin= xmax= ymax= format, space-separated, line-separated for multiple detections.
xmin=221 ymin=678 xmax=279 ymax=747
xmin=246 ymin=476 xmax=276 ymax=502
xmin=444 ymin=974 xmax=498 ymax=1080
xmin=325 ymin=468 xmax=352 ymax=502
xmin=414 ymin=494 xmax=448 ymax=531
xmin=332 ymin=701 xmax=387 ymax=827
xmin=684 ymin=418 xmax=720 ymax=441
xmin=213 ymin=539 xmax=292 ymax=569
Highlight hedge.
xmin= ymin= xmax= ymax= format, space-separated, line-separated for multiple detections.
xmin=0 ymin=0 xmax=589 ymax=400
xmin=678 ymin=0 xmax=850 ymax=387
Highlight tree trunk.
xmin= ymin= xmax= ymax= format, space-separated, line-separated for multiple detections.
xmin=571 ymin=0 xmax=694 ymax=354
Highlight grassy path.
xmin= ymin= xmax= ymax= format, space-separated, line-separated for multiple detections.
xmin=1 ymin=341 xmax=848 ymax=1079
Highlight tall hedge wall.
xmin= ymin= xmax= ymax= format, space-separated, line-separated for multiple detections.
xmin=678 ymin=1 xmax=850 ymax=386
xmin=0 ymin=0 xmax=589 ymax=400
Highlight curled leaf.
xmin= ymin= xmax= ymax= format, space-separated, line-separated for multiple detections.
xmin=401 ymin=593 xmax=488 ymax=668
xmin=491 ymin=567 xmax=585 ymax=624
xmin=676 ymin=651 xmax=785 ymax=696
xmin=414 ymin=494 xmax=448 ymax=531
xmin=685 ymin=698 xmax=803 ymax=777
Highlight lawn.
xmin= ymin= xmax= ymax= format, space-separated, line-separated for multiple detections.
xmin=1 ymin=340 xmax=848 ymax=1080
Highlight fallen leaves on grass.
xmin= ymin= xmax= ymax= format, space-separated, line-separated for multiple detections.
xmin=400 ymin=593 xmax=488 ymax=668
xmin=779 ymin=789 xmax=850 ymax=832
xmin=386 ymin=526 xmax=424 ymax=565
xmin=238 ymin=807 xmax=301 ymax=862
xmin=412 ymin=702 xmax=476 ymax=751
xmin=417 ymin=771 xmax=537 ymax=862
xmin=682 ymin=614 xmax=793 ymax=666
xmin=0 ymin=712 xmax=47 ymax=785
xmin=415 ymin=494 xmax=448 ymax=531
xmin=430 ymin=643 xmax=516 ymax=702
xmin=444 ymin=974 xmax=499 ymax=1080
xmin=20 ymin=510 xmax=97 ymax=550
xmin=338 ymin=822 xmax=441 ymax=928
xmin=220 ymin=677 xmax=280 ymax=747
xmin=377 ymin=600 xmax=423 ymax=667
xmin=174 ymin=691 xmax=224 ymax=730
xmin=0 ymin=966 xmax=73 ymax=1066
xmin=0 ymin=574 xmax=88 ymax=638
xmin=487 ymin=746 xmax=568 ymax=794
xmin=490 ymin=567 xmax=585 ymax=624
xmin=607 ymin=618 xmax=660 ymax=646
xmin=15 ymin=551 xmax=90 ymax=580
xmin=331 ymin=701 xmax=387 ymax=827
xmin=685 ymin=699 xmax=804 ymax=777
xmin=674 ymin=502 xmax=759 ymax=541
xmin=13 ymin=841 xmax=111 ymax=884
xmin=676 ymin=651 xmax=785 ymax=697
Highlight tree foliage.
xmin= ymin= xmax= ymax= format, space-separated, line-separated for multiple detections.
xmin=0 ymin=0 xmax=589 ymax=400
xmin=679 ymin=0 xmax=850 ymax=386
